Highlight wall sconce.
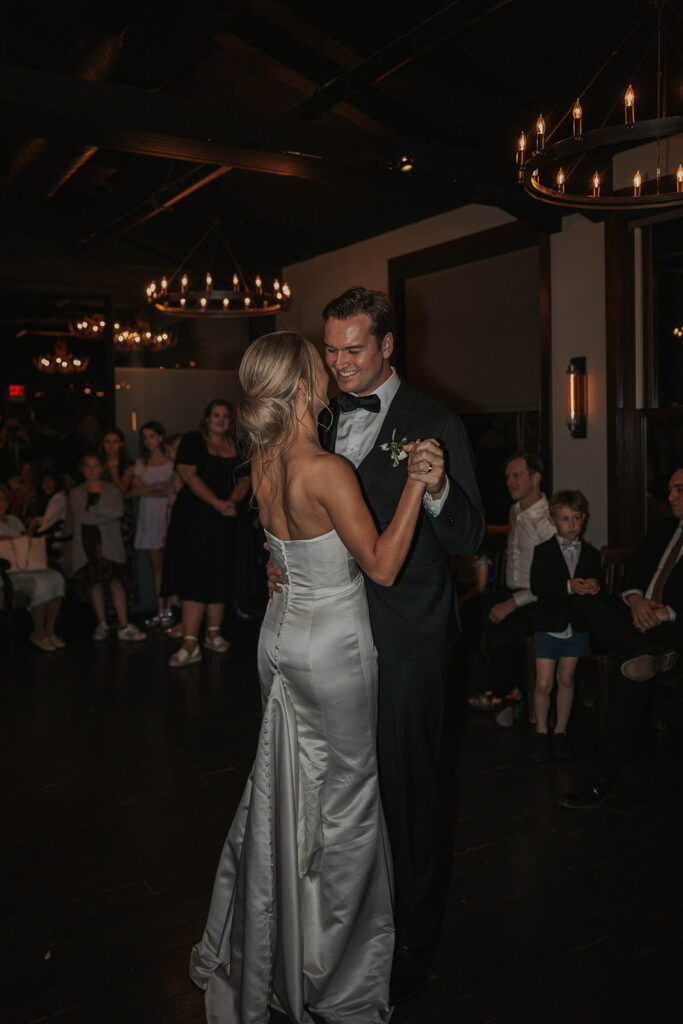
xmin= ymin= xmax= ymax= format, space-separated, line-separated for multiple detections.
xmin=567 ymin=357 xmax=587 ymax=437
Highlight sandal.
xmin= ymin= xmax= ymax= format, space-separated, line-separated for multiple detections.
xmin=204 ymin=627 xmax=230 ymax=653
xmin=168 ymin=636 xmax=202 ymax=667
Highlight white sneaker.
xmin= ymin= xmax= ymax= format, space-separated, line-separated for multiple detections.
xmin=117 ymin=623 xmax=147 ymax=642
xmin=93 ymin=622 xmax=109 ymax=642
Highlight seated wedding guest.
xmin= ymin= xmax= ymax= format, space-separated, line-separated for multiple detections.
xmin=560 ymin=468 xmax=683 ymax=808
xmin=529 ymin=490 xmax=601 ymax=763
xmin=99 ymin=429 xmax=137 ymax=617
xmin=0 ymin=483 xmax=66 ymax=651
xmin=68 ymin=452 xmax=146 ymax=643
xmin=161 ymin=400 xmax=250 ymax=666
xmin=30 ymin=471 xmax=67 ymax=540
xmin=131 ymin=421 xmax=173 ymax=627
xmin=469 ymin=453 xmax=556 ymax=725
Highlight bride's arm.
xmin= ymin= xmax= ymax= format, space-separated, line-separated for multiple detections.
xmin=316 ymin=452 xmax=425 ymax=587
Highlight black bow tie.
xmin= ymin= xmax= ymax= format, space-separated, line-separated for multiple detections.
xmin=336 ymin=392 xmax=381 ymax=414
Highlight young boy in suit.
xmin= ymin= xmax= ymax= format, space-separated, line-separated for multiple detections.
xmin=529 ymin=490 xmax=601 ymax=762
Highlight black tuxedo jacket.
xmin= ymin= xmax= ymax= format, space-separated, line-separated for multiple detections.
xmin=621 ymin=516 xmax=683 ymax=615
xmin=324 ymin=382 xmax=485 ymax=663
xmin=530 ymin=536 xmax=602 ymax=633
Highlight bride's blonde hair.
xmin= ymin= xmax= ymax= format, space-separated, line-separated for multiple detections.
xmin=237 ymin=331 xmax=323 ymax=462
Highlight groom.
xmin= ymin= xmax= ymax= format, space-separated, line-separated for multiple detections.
xmin=323 ymin=287 xmax=484 ymax=999
xmin=269 ymin=287 xmax=484 ymax=999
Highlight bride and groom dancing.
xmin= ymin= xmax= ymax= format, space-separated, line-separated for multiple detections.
xmin=190 ymin=287 xmax=485 ymax=1022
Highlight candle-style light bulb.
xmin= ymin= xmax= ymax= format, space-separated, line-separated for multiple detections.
xmin=572 ymin=98 xmax=583 ymax=140
xmin=633 ymin=170 xmax=641 ymax=196
xmin=180 ymin=297 xmax=186 ymax=307
xmin=223 ymin=297 xmax=230 ymax=308
xmin=625 ymin=84 xmax=635 ymax=127
xmin=255 ymin=276 xmax=262 ymax=293
xmin=244 ymin=296 xmax=251 ymax=307
xmin=677 ymin=164 xmax=683 ymax=193
xmin=233 ymin=273 xmax=239 ymax=290
xmin=200 ymin=297 xmax=207 ymax=309
xmin=536 ymin=115 xmax=546 ymax=152
xmin=161 ymin=277 xmax=168 ymax=292
xmin=206 ymin=273 xmax=212 ymax=290
xmin=592 ymin=171 xmax=600 ymax=197
xmin=282 ymin=283 xmax=291 ymax=297
xmin=273 ymin=278 xmax=280 ymax=291
xmin=181 ymin=274 xmax=188 ymax=293
xmin=557 ymin=167 xmax=565 ymax=193
xmin=516 ymin=131 xmax=527 ymax=182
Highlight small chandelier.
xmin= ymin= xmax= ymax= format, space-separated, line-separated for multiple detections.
xmin=515 ymin=2 xmax=683 ymax=212
xmin=146 ymin=219 xmax=293 ymax=318
xmin=33 ymin=338 xmax=89 ymax=374
xmin=71 ymin=314 xmax=175 ymax=350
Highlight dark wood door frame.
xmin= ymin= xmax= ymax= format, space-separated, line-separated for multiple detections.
xmin=387 ymin=220 xmax=553 ymax=484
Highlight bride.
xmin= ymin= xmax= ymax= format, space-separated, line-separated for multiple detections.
xmin=190 ymin=331 xmax=432 ymax=1024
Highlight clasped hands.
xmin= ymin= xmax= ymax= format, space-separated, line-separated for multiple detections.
xmin=569 ymin=577 xmax=600 ymax=596
xmin=627 ymin=592 xmax=671 ymax=632
xmin=404 ymin=438 xmax=447 ymax=498
xmin=215 ymin=497 xmax=238 ymax=517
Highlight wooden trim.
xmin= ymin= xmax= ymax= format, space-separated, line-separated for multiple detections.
xmin=538 ymin=235 xmax=552 ymax=492
xmin=604 ymin=215 xmax=645 ymax=545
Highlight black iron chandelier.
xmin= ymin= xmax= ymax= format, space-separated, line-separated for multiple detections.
xmin=146 ymin=220 xmax=292 ymax=318
xmin=515 ymin=0 xmax=683 ymax=212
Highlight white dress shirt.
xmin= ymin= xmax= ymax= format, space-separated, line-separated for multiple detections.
xmin=506 ymin=494 xmax=556 ymax=607
xmin=622 ymin=521 xmax=682 ymax=622
xmin=334 ymin=367 xmax=450 ymax=516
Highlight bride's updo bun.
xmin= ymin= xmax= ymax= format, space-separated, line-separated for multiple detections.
xmin=237 ymin=331 xmax=319 ymax=458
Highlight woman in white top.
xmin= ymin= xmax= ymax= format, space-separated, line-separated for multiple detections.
xmin=0 ymin=483 xmax=66 ymax=651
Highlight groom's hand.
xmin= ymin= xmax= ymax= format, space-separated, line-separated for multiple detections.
xmin=264 ymin=546 xmax=287 ymax=599
xmin=407 ymin=438 xmax=446 ymax=499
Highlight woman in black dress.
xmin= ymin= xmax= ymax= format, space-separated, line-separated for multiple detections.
xmin=162 ymin=400 xmax=250 ymax=667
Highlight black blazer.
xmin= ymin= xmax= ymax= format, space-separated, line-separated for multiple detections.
xmin=621 ymin=517 xmax=683 ymax=615
xmin=324 ymin=381 xmax=485 ymax=663
xmin=530 ymin=536 xmax=602 ymax=634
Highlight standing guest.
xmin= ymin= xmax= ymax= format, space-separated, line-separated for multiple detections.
xmin=131 ymin=421 xmax=173 ymax=626
xmin=268 ymin=287 xmax=485 ymax=1001
xmin=68 ymin=452 xmax=146 ymax=643
xmin=0 ymin=483 xmax=66 ymax=651
xmin=162 ymin=401 xmax=250 ymax=667
xmin=529 ymin=490 xmax=601 ymax=762
xmin=468 ymin=453 xmax=557 ymax=726
xmin=30 ymin=471 xmax=67 ymax=541
xmin=99 ymin=429 xmax=138 ymax=620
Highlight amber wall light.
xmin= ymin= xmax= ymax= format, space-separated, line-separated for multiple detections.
xmin=567 ymin=357 xmax=587 ymax=438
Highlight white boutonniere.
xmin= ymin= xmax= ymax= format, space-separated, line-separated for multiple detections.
xmin=379 ymin=428 xmax=408 ymax=468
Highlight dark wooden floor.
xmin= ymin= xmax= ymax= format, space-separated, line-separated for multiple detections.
xmin=2 ymin=610 xmax=682 ymax=1024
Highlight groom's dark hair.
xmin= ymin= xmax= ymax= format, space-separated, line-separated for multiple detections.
xmin=322 ymin=287 xmax=396 ymax=349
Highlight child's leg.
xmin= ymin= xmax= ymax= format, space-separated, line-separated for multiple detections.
xmin=534 ymin=658 xmax=556 ymax=733
xmin=45 ymin=597 xmax=62 ymax=636
xmin=109 ymin=578 xmax=129 ymax=627
xmin=89 ymin=582 xmax=106 ymax=623
xmin=555 ymin=657 xmax=578 ymax=734
xmin=147 ymin=548 xmax=166 ymax=613
xmin=30 ymin=602 xmax=48 ymax=640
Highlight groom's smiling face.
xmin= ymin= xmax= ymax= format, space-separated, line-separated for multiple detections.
xmin=323 ymin=313 xmax=393 ymax=397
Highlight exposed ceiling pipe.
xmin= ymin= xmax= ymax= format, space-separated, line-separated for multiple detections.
xmin=2 ymin=26 xmax=126 ymax=197
xmin=80 ymin=164 xmax=232 ymax=249
xmin=289 ymin=0 xmax=514 ymax=120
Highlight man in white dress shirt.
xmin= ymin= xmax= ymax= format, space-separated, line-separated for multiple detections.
xmin=468 ymin=452 xmax=556 ymax=724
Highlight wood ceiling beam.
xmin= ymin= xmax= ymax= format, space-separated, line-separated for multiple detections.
xmin=288 ymin=0 xmax=514 ymax=120
xmin=0 ymin=63 xmax=480 ymax=183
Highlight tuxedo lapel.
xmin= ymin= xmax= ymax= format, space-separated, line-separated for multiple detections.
xmin=551 ymin=540 xmax=571 ymax=580
xmin=357 ymin=384 xmax=413 ymax=499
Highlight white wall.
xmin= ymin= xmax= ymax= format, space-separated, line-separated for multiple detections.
xmin=114 ymin=367 xmax=242 ymax=453
xmin=550 ymin=215 xmax=608 ymax=547
xmin=277 ymin=204 xmax=515 ymax=344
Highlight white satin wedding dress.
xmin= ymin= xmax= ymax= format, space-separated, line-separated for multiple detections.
xmin=190 ymin=529 xmax=394 ymax=1024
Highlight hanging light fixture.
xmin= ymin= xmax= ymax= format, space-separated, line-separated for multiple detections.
xmin=147 ymin=219 xmax=293 ymax=318
xmin=514 ymin=3 xmax=683 ymax=212
xmin=33 ymin=338 xmax=89 ymax=374
xmin=71 ymin=314 xmax=175 ymax=350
